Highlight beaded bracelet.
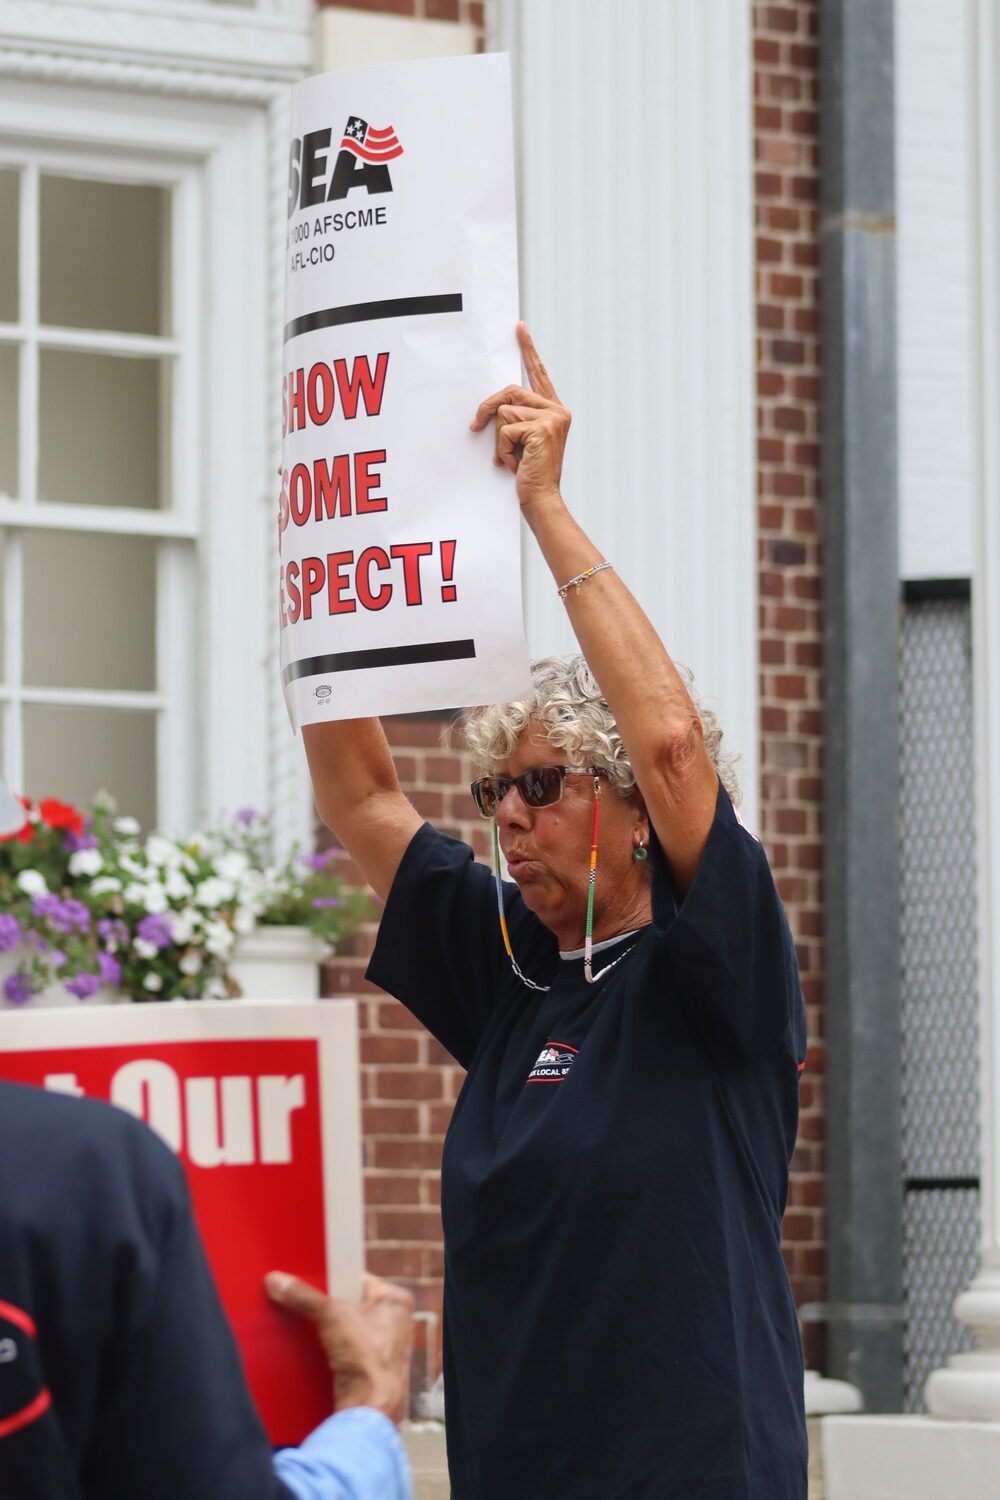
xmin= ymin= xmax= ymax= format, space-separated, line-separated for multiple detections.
xmin=556 ymin=561 xmax=613 ymax=600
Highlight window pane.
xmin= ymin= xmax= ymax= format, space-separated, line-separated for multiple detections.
xmin=38 ymin=349 xmax=170 ymax=510
xmin=23 ymin=530 xmax=156 ymax=692
xmin=24 ymin=703 xmax=157 ymax=834
xmin=0 ymin=170 xmax=17 ymax=323
xmin=0 ymin=343 xmax=17 ymax=495
xmin=39 ymin=176 xmax=170 ymax=336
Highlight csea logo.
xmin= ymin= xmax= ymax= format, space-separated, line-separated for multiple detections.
xmin=526 ymin=1040 xmax=579 ymax=1084
xmin=288 ymin=116 xmax=404 ymax=216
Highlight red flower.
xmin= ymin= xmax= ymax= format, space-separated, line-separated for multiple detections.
xmin=0 ymin=822 xmax=33 ymax=844
xmin=0 ymin=796 xmax=34 ymax=843
xmin=38 ymin=798 xmax=85 ymax=836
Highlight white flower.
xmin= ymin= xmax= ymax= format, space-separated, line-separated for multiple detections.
xmin=142 ymin=971 xmax=163 ymax=992
xmin=89 ymin=876 xmax=122 ymax=896
xmin=144 ymin=834 xmax=182 ymax=869
xmin=195 ymin=877 xmax=235 ymax=910
xmin=122 ymin=881 xmax=168 ymax=914
xmin=114 ymin=816 xmax=141 ymax=837
xmin=202 ymin=977 xmax=227 ymax=999
xmin=215 ymin=850 xmax=250 ymax=883
xmin=164 ymin=869 xmax=193 ymax=901
xmin=203 ymin=919 xmax=235 ymax=959
xmin=169 ymin=907 xmax=200 ymax=945
xmin=119 ymin=855 xmax=148 ymax=879
xmin=16 ymin=869 xmax=47 ymax=896
xmin=143 ymin=885 xmax=169 ymax=915
xmin=179 ymin=951 xmax=203 ymax=976
xmin=133 ymin=938 xmax=159 ymax=961
xmin=233 ymin=904 xmax=256 ymax=935
xmin=68 ymin=848 xmax=103 ymax=877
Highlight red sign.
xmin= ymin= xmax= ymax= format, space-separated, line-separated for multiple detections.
xmin=0 ymin=1004 xmax=363 ymax=1447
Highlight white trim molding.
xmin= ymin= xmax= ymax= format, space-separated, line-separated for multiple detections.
xmin=0 ymin=45 xmax=288 ymax=101
xmin=0 ymin=0 xmax=312 ymax=81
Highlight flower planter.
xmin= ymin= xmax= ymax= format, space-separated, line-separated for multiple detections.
xmin=3 ymin=796 xmax=368 ymax=1008
xmin=228 ymin=926 xmax=329 ymax=1002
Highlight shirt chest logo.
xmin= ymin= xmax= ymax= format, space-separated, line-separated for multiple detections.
xmin=526 ymin=1039 xmax=579 ymax=1083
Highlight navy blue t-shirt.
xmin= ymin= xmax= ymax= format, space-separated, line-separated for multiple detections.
xmin=0 ymin=1080 xmax=293 ymax=1500
xmin=367 ymin=782 xmax=808 ymax=1500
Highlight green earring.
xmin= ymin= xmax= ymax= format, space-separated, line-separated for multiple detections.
xmin=633 ymin=844 xmax=648 ymax=862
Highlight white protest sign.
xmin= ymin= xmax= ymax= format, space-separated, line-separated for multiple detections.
xmin=279 ymin=54 xmax=531 ymax=727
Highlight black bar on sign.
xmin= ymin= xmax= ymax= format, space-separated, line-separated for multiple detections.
xmin=283 ymin=638 xmax=476 ymax=686
xmin=284 ymin=293 xmax=464 ymax=344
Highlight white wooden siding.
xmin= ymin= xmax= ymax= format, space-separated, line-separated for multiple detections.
xmin=493 ymin=0 xmax=759 ymax=823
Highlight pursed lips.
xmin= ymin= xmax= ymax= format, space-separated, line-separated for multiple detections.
xmin=502 ymin=848 xmax=537 ymax=878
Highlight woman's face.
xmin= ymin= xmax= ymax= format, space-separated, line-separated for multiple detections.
xmin=493 ymin=726 xmax=649 ymax=948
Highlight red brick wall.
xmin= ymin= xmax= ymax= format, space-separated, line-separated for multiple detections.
xmin=752 ymin=0 xmax=825 ymax=1353
xmin=323 ymin=0 xmax=828 ymax=1395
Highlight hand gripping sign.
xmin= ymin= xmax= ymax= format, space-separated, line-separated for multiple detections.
xmin=0 ymin=1002 xmax=362 ymax=1447
xmin=280 ymin=54 xmax=532 ymax=726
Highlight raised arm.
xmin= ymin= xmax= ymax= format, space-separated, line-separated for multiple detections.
xmin=470 ymin=324 xmax=719 ymax=896
xmin=302 ymin=719 xmax=423 ymax=902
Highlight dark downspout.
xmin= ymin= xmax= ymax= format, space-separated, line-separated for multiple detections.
xmin=818 ymin=0 xmax=905 ymax=1409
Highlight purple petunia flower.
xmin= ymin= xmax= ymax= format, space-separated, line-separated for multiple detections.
xmin=236 ymin=807 xmax=260 ymax=826
xmin=64 ymin=971 xmax=100 ymax=999
xmin=63 ymin=829 xmax=99 ymax=853
xmin=30 ymin=893 xmax=90 ymax=935
xmin=0 ymin=913 xmax=21 ymax=953
xmin=137 ymin=914 xmax=174 ymax=952
xmin=97 ymin=951 xmax=122 ymax=987
xmin=3 ymin=971 xmax=34 ymax=1004
xmin=97 ymin=917 xmax=129 ymax=947
xmin=300 ymin=850 xmax=337 ymax=871
xmin=311 ymin=896 xmax=340 ymax=909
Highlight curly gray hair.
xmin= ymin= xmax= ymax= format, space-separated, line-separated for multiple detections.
xmin=462 ymin=655 xmax=740 ymax=805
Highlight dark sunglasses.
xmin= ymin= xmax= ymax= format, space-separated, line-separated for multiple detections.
xmin=470 ymin=765 xmax=606 ymax=819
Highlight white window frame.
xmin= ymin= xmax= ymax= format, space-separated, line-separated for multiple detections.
xmin=0 ymin=74 xmax=282 ymax=838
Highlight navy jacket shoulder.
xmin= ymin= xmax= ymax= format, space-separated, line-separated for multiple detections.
xmin=0 ymin=1080 xmax=291 ymax=1500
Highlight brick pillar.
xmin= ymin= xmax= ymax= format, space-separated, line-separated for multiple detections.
xmin=753 ymin=0 xmax=826 ymax=1357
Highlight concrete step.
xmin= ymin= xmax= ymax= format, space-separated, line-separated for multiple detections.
xmin=401 ymin=1419 xmax=827 ymax=1498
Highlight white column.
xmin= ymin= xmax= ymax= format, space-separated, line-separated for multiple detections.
xmin=923 ymin=0 xmax=1000 ymax=1423
xmin=493 ymin=0 xmax=759 ymax=831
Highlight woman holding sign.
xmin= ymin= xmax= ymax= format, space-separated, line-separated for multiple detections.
xmin=303 ymin=325 xmax=808 ymax=1500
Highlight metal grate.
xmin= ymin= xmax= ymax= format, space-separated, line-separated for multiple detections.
xmin=901 ymin=1187 xmax=980 ymax=1412
xmin=899 ymin=595 xmax=980 ymax=1412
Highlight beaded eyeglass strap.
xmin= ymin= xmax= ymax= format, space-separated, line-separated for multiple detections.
xmin=493 ymin=820 xmax=551 ymax=992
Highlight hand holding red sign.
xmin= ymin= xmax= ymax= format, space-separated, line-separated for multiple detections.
xmin=266 ymin=1270 xmax=414 ymax=1425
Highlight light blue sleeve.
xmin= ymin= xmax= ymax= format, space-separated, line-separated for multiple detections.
xmin=272 ymin=1408 xmax=412 ymax=1500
